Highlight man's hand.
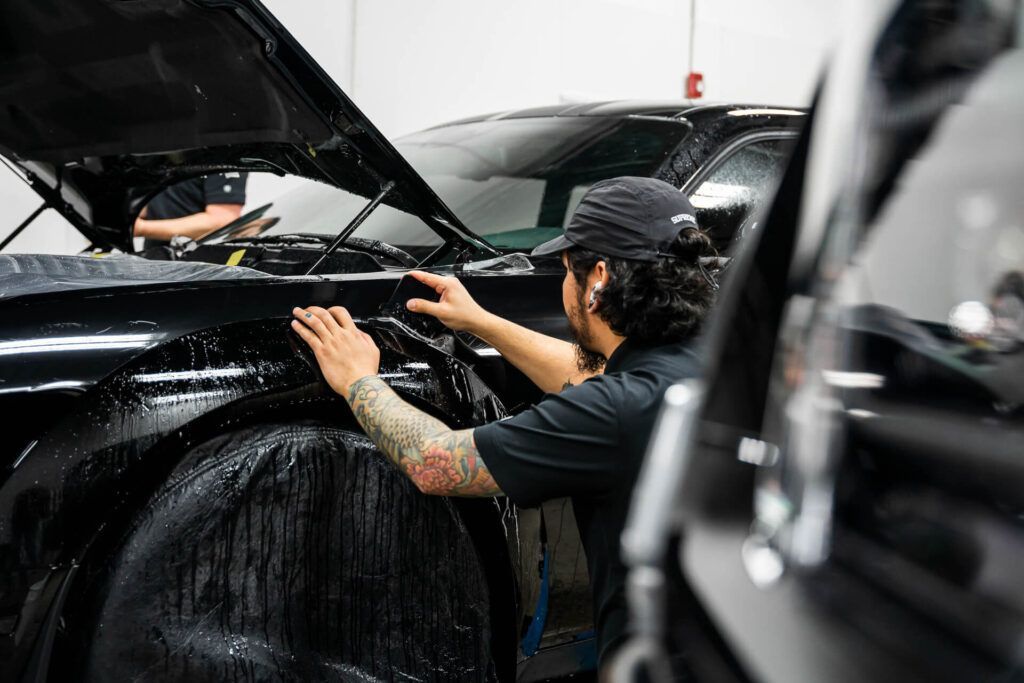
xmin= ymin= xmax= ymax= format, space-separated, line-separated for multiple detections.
xmin=405 ymin=271 xmax=489 ymax=334
xmin=292 ymin=302 xmax=500 ymax=498
xmin=404 ymin=270 xmax=594 ymax=393
xmin=291 ymin=306 xmax=380 ymax=398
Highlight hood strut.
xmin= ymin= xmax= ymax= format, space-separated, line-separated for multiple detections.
xmin=306 ymin=181 xmax=396 ymax=275
xmin=1 ymin=204 xmax=46 ymax=252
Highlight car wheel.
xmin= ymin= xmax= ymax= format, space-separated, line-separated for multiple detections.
xmin=80 ymin=421 xmax=497 ymax=681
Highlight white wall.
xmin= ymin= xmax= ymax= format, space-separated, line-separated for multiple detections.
xmin=342 ymin=0 xmax=835 ymax=139
xmin=691 ymin=0 xmax=835 ymax=105
xmin=1 ymin=0 xmax=837 ymax=254
xmin=1 ymin=169 xmax=89 ymax=255
xmin=347 ymin=0 xmax=691 ymax=137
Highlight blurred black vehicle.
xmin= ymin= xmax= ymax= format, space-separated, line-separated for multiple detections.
xmin=0 ymin=1 xmax=804 ymax=681
xmin=616 ymin=1 xmax=1024 ymax=681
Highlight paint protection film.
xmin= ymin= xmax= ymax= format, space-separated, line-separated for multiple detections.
xmin=0 ymin=254 xmax=269 ymax=299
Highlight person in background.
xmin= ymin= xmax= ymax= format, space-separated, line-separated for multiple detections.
xmin=134 ymin=172 xmax=248 ymax=249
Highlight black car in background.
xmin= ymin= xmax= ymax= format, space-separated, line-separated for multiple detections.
xmin=163 ymin=100 xmax=803 ymax=268
xmin=617 ymin=0 xmax=1024 ymax=681
xmin=0 ymin=1 xmax=803 ymax=680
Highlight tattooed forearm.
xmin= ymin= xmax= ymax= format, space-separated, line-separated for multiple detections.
xmin=345 ymin=375 xmax=501 ymax=497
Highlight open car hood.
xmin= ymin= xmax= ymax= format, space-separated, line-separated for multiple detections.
xmin=0 ymin=0 xmax=492 ymax=254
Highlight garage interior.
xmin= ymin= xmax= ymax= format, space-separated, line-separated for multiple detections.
xmin=0 ymin=1 xmax=1021 ymax=682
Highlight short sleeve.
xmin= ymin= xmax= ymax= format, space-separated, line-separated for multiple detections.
xmin=473 ymin=377 xmax=624 ymax=508
xmin=203 ymin=172 xmax=248 ymax=205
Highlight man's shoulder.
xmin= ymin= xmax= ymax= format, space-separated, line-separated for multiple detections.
xmin=613 ymin=342 xmax=701 ymax=378
xmin=552 ymin=373 xmax=622 ymax=402
xmin=518 ymin=343 xmax=700 ymax=414
xmin=650 ymin=342 xmax=701 ymax=375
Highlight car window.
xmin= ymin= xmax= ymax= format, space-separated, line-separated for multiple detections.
xmin=689 ymin=137 xmax=795 ymax=250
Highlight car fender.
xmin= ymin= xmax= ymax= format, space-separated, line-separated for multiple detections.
xmin=0 ymin=316 xmax=512 ymax=681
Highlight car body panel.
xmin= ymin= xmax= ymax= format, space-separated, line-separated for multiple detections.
xmin=0 ymin=292 xmax=521 ymax=680
xmin=0 ymin=258 xmax=578 ymax=679
xmin=0 ymin=266 xmax=569 ymax=462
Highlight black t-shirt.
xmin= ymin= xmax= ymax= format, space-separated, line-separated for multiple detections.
xmin=473 ymin=340 xmax=700 ymax=664
xmin=142 ymin=172 xmax=248 ymax=248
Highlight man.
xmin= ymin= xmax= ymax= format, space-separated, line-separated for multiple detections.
xmin=290 ymin=177 xmax=716 ymax=667
xmin=134 ymin=172 xmax=248 ymax=248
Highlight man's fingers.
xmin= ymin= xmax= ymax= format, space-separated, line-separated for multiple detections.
xmin=407 ymin=270 xmax=448 ymax=294
xmin=307 ymin=306 xmax=342 ymax=335
xmin=328 ymin=306 xmax=357 ymax=331
xmin=293 ymin=307 xmax=333 ymax=340
xmin=290 ymin=319 xmax=322 ymax=349
xmin=406 ymin=298 xmax=443 ymax=317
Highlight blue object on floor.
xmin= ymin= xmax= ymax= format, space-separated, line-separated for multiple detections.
xmin=520 ymin=548 xmax=550 ymax=657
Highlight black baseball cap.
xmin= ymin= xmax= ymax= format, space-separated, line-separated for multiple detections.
xmin=531 ymin=176 xmax=699 ymax=262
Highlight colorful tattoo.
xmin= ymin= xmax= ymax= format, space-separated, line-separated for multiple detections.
xmin=346 ymin=375 xmax=501 ymax=497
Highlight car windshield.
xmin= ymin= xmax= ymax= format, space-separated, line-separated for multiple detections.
xmin=237 ymin=116 xmax=691 ymax=255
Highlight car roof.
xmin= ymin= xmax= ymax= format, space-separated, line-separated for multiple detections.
xmin=435 ymin=100 xmax=807 ymax=126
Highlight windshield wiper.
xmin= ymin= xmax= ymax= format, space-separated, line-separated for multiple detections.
xmin=306 ymin=181 xmax=395 ymax=275
xmin=221 ymin=233 xmax=332 ymax=246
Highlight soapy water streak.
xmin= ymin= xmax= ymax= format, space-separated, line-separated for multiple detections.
xmin=82 ymin=424 xmax=495 ymax=681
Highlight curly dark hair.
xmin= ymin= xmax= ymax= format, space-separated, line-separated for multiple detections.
xmin=566 ymin=227 xmax=718 ymax=347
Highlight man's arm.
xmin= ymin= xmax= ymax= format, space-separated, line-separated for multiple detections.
xmin=290 ymin=305 xmax=501 ymax=498
xmin=405 ymin=271 xmax=598 ymax=393
xmin=471 ymin=312 xmax=593 ymax=392
xmin=347 ymin=375 xmax=501 ymax=497
xmin=134 ymin=203 xmax=243 ymax=241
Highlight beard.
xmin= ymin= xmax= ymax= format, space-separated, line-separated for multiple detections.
xmin=568 ymin=290 xmax=607 ymax=374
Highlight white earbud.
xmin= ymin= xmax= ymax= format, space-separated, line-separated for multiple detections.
xmin=589 ymin=282 xmax=602 ymax=307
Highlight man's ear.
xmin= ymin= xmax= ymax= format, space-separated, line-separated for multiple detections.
xmin=587 ymin=260 xmax=609 ymax=312
xmin=594 ymin=260 xmax=611 ymax=289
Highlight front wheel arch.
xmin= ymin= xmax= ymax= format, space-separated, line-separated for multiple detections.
xmin=62 ymin=421 xmax=502 ymax=682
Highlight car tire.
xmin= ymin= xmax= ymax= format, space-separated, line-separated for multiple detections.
xmin=80 ymin=421 xmax=497 ymax=681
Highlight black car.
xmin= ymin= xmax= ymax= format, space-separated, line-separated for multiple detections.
xmin=617 ymin=0 xmax=1024 ymax=681
xmin=158 ymin=99 xmax=804 ymax=270
xmin=0 ymin=1 xmax=803 ymax=681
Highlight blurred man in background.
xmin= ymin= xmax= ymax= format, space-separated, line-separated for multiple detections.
xmin=134 ymin=172 xmax=248 ymax=249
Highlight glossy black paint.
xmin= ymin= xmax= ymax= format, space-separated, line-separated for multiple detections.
xmin=0 ymin=266 xmax=571 ymax=680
